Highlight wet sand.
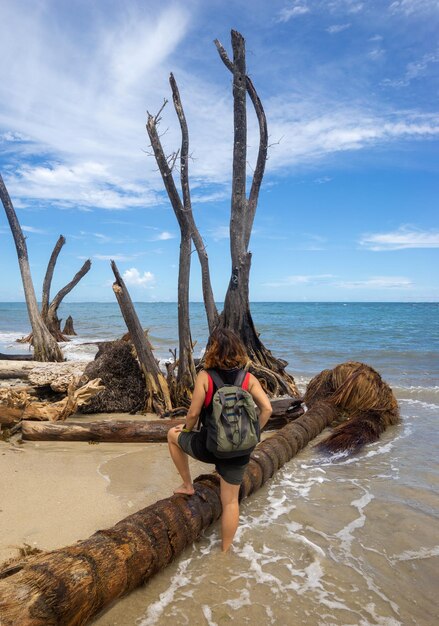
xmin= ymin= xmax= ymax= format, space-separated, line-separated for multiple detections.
xmin=0 ymin=413 xmax=211 ymax=565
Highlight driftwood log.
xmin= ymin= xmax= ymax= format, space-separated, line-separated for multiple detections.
xmin=0 ymin=352 xmax=33 ymax=361
xmin=0 ymin=380 xmax=104 ymax=424
xmin=20 ymin=401 xmax=304 ymax=442
xmin=0 ymin=402 xmax=337 ymax=625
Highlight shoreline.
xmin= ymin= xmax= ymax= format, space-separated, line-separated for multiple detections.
xmin=0 ymin=415 xmax=213 ymax=565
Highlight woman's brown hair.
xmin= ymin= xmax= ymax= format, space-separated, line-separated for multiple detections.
xmin=204 ymin=328 xmax=248 ymax=369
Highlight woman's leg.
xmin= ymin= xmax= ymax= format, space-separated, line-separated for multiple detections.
xmin=219 ymin=477 xmax=241 ymax=552
xmin=167 ymin=427 xmax=195 ymax=495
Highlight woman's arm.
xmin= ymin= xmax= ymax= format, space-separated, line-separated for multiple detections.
xmin=248 ymin=374 xmax=272 ymax=429
xmin=178 ymin=370 xmax=209 ymax=432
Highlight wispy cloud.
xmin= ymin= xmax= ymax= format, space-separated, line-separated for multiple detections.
xmin=326 ymin=23 xmax=351 ymax=34
xmin=359 ymin=226 xmax=439 ymax=250
xmin=277 ymin=3 xmax=310 ymax=23
xmin=122 ymin=267 xmax=155 ymax=287
xmin=262 ymin=274 xmax=335 ymax=288
xmin=335 ymin=276 xmax=413 ymax=289
xmin=22 ymin=225 xmax=46 ymax=234
xmin=382 ymin=51 xmax=439 ymax=88
xmin=94 ymin=254 xmax=133 ymax=262
xmin=390 ymin=0 xmax=439 ymax=15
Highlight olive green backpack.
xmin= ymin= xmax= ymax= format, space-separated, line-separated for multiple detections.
xmin=205 ymin=370 xmax=260 ymax=458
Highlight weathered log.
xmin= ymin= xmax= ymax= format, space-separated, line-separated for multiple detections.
xmin=0 ymin=361 xmax=88 ymax=391
xmin=0 ymin=402 xmax=338 ymax=624
xmin=22 ymin=419 xmax=186 ymax=442
xmin=0 ymin=379 xmax=104 ymax=423
xmin=0 ymin=352 xmax=33 ymax=361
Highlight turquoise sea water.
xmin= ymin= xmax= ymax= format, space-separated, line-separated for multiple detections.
xmin=1 ymin=301 xmax=438 ymax=625
xmin=0 ymin=301 xmax=437 ymax=389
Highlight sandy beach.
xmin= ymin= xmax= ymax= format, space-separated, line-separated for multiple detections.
xmin=0 ymin=413 xmax=211 ymax=566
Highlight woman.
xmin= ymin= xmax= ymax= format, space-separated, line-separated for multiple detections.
xmin=167 ymin=328 xmax=272 ymax=552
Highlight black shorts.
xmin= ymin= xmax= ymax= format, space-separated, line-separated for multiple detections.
xmin=178 ymin=427 xmax=250 ymax=485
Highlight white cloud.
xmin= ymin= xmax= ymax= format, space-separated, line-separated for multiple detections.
xmin=155 ymin=231 xmax=176 ymax=241
xmin=122 ymin=267 xmax=155 ymax=287
xmin=94 ymin=254 xmax=133 ymax=261
xmin=390 ymin=0 xmax=439 ymax=15
xmin=1 ymin=131 xmax=28 ymax=142
xmin=359 ymin=226 xmax=439 ymax=250
xmin=263 ymin=274 xmax=335 ymax=288
xmin=22 ymin=225 xmax=46 ymax=234
xmin=277 ymin=3 xmax=310 ymax=23
xmin=326 ymin=23 xmax=351 ymax=34
xmin=335 ymin=276 xmax=413 ymax=289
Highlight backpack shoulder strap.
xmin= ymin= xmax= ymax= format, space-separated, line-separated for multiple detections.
xmin=242 ymin=372 xmax=251 ymax=391
xmin=204 ymin=371 xmax=214 ymax=407
xmin=233 ymin=369 xmax=247 ymax=388
xmin=206 ymin=369 xmax=225 ymax=390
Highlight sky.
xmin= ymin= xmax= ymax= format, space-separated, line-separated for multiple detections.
xmin=0 ymin=0 xmax=438 ymax=303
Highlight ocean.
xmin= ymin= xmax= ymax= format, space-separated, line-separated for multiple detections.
xmin=1 ymin=302 xmax=438 ymax=625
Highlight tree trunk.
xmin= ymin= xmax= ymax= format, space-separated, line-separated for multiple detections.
xmin=214 ymin=32 xmax=298 ymax=397
xmin=111 ymin=261 xmax=172 ymax=415
xmin=146 ymin=84 xmax=219 ymax=335
xmin=46 ymin=259 xmax=91 ymax=340
xmin=0 ymin=174 xmax=63 ymax=362
xmin=0 ymin=403 xmax=338 ymax=625
xmin=41 ymin=235 xmax=66 ymax=320
xmin=62 ymin=316 xmax=77 ymax=336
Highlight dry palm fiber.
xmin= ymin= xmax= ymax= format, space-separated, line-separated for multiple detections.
xmin=80 ymin=341 xmax=146 ymax=414
xmin=0 ymin=405 xmax=338 ymax=625
xmin=304 ymin=361 xmax=399 ymax=453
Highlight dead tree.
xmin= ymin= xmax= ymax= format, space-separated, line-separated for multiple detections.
xmin=146 ymin=83 xmax=218 ymax=337
xmin=17 ymin=235 xmax=91 ymax=343
xmin=148 ymin=31 xmax=298 ymax=397
xmin=45 ymin=259 xmax=91 ymax=339
xmin=111 ymin=260 xmax=172 ymax=415
xmin=147 ymin=102 xmax=196 ymax=405
xmin=0 ymin=174 xmax=63 ymax=362
xmin=213 ymin=31 xmax=298 ymax=396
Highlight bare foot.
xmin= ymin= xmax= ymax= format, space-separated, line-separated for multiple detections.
xmin=173 ymin=483 xmax=195 ymax=496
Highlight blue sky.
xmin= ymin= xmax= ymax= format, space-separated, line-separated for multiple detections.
xmin=0 ymin=0 xmax=438 ymax=303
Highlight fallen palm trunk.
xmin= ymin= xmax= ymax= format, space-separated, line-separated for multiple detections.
xmin=304 ymin=361 xmax=399 ymax=453
xmin=20 ymin=402 xmax=304 ymax=442
xmin=0 ymin=401 xmax=337 ymax=625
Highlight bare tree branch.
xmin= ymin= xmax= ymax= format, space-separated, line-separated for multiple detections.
xmin=42 ymin=235 xmax=66 ymax=320
xmin=214 ymin=36 xmax=268 ymax=250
